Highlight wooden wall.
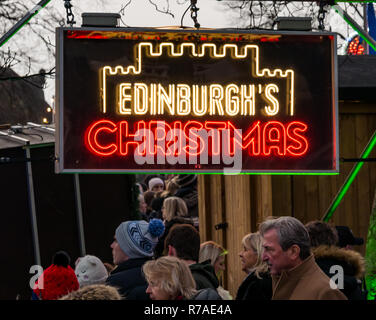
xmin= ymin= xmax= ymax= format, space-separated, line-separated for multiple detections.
xmin=198 ymin=101 xmax=376 ymax=298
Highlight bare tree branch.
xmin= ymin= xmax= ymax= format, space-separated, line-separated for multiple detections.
xmin=148 ymin=0 xmax=175 ymax=18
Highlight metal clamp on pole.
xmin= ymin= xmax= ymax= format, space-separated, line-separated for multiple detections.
xmin=215 ymin=222 xmax=228 ymax=231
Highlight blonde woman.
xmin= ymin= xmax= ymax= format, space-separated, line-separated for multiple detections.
xmin=160 ymin=176 xmax=179 ymax=199
xmin=154 ymin=196 xmax=193 ymax=258
xmin=199 ymin=241 xmax=232 ymax=300
xmin=162 ymin=196 xmax=188 ymax=221
xmin=143 ymin=256 xmax=197 ymax=300
xmin=236 ymin=232 xmax=272 ymax=300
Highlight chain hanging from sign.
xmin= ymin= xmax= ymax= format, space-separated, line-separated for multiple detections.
xmin=318 ymin=1 xmax=328 ymax=31
xmin=63 ymin=0 xmax=76 ymax=27
xmin=190 ymin=0 xmax=200 ymax=29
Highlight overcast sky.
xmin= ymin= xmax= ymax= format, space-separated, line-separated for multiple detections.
xmin=2 ymin=0 xmax=370 ymax=105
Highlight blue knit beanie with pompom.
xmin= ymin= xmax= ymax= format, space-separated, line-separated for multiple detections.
xmin=115 ymin=219 xmax=164 ymax=259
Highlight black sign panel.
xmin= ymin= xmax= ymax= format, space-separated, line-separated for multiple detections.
xmin=56 ymin=28 xmax=338 ymax=174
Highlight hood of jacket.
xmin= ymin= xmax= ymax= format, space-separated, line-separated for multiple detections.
xmin=189 ymin=260 xmax=219 ymax=289
xmin=165 ymin=217 xmax=194 ymax=229
xmin=312 ymin=245 xmax=365 ymax=279
xmin=191 ymin=288 xmax=222 ymax=300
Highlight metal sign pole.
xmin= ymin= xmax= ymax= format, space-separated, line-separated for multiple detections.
xmin=25 ymin=146 xmax=42 ymax=266
xmin=0 ymin=0 xmax=51 ymax=48
xmin=73 ymin=174 xmax=86 ymax=256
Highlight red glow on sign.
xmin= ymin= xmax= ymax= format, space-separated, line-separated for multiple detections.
xmin=260 ymin=37 xmax=280 ymax=42
xmin=85 ymin=120 xmax=309 ymax=158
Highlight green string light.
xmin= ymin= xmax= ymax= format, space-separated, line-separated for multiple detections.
xmin=323 ymin=131 xmax=376 ymax=222
xmin=332 ymin=4 xmax=376 ymax=52
xmin=0 ymin=0 xmax=51 ymax=48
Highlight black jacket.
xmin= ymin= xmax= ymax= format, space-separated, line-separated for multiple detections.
xmin=154 ymin=217 xmax=194 ymax=258
xmin=191 ymin=288 xmax=222 ymax=300
xmin=312 ymin=245 xmax=367 ymax=300
xmin=236 ymin=271 xmax=272 ymax=300
xmin=189 ymin=260 xmax=219 ymax=291
xmin=106 ymin=257 xmax=151 ymax=300
xmin=175 ymin=187 xmax=198 ymax=217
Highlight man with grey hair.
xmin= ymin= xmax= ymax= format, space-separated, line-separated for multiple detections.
xmin=260 ymin=216 xmax=347 ymax=300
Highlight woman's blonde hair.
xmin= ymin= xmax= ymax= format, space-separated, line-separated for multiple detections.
xmin=242 ymin=232 xmax=269 ymax=278
xmin=142 ymin=256 xmax=197 ymax=299
xmin=161 ymin=176 xmax=179 ymax=198
xmin=199 ymin=241 xmax=227 ymax=281
xmin=199 ymin=241 xmax=226 ymax=265
xmin=163 ymin=196 xmax=188 ymax=221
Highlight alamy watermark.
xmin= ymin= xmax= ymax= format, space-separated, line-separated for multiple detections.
xmin=29 ymin=265 xmax=44 ymax=290
xmin=329 ymin=265 xmax=344 ymax=290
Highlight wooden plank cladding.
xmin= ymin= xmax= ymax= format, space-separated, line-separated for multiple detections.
xmin=198 ymin=102 xmax=376 ymax=298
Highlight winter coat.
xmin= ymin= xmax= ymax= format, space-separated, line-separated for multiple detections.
xmin=189 ymin=260 xmax=219 ymax=291
xmin=271 ymin=254 xmax=347 ymax=300
xmin=175 ymin=187 xmax=198 ymax=217
xmin=191 ymin=288 xmax=223 ymax=300
xmin=106 ymin=257 xmax=151 ymax=300
xmin=236 ymin=271 xmax=272 ymax=300
xmin=312 ymin=245 xmax=367 ymax=300
xmin=154 ymin=217 xmax=194 ymax=258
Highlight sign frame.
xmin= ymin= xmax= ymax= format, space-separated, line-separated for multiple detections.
xmin=55 ymin=27 xmax=339 ymax=175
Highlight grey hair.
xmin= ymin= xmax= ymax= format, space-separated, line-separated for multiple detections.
xmin=259 ymin=216 xmax=311 ymax=260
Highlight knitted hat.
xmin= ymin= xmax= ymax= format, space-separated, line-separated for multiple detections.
xmin=33 ymin=251 xmax=79 ymax=300
xmin=148 ymin=178 xmax=164 ymax=191
xmin=75 ymin=255 xmax=108 ymax=288
xmin=115 ymin=219 xmax=165 ymax=259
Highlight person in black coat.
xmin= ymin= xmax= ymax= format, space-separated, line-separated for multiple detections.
xmin=236 ymin=232 xmax=272 ymax=300
xmin=154 ymin=196 xmax=194 ymax=258
xmin=306 ymin=221 xmax=367 ymax=300
xmin=164 ymin=224 xmax=219 ymax=291
xmin=174 ymin=174 xmax=198 ymax=218
xmin=106 ymin=219 xmax=164 ymax=299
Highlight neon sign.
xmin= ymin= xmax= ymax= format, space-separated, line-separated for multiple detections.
xmin=56 ymin=29 xmax=338 ymax=174
xmin=85 ymin=120 xmax=308 ymax=158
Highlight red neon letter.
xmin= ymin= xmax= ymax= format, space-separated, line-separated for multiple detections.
xmin=204 ymin=121 xmax=227 ymax=156
xmin=286 ymin=121 xmax=308 ymax=156
xmin=184 ymin=120 xmax=205 ymax=156
xmin=86 ymin=120 xmax=117 ymax=156
xmin=149 ymin=120 xmax=172 ymax=156
xmin=119 ymin=121 xmax=145 ymax=156
xmin=228 ymin=121 xmax=261 ymax=156
xmin=263 ymin=121 xmax=286 ymax=156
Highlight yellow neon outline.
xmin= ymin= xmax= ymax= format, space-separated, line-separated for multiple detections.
xmin=134 ymin=83 xmax=148 ymax=115
xmin=264 ymin=83 xmax=280 ymax=116
xmin=177 ymin=84 xmax=191 ymax=116
xmin=225 ymin=84 xmax=240 ymax=116
xmin=119 ymin=83 xmax=132 ymax=115
xmin=101 ymin=42 xmax=294 ymax=116
xmin=241 ymin=85 xmax=255 ymax=116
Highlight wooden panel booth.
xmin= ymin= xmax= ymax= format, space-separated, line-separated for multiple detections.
xmin=198 ymin=55 xmax=376 ymax=297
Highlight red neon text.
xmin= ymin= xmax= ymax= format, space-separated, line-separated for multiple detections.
xmin=85 ymin=120 xmax=308 ymax=160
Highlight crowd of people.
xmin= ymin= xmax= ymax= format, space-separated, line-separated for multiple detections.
xmin=29 ymin=174 xmax=369 ymax=301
